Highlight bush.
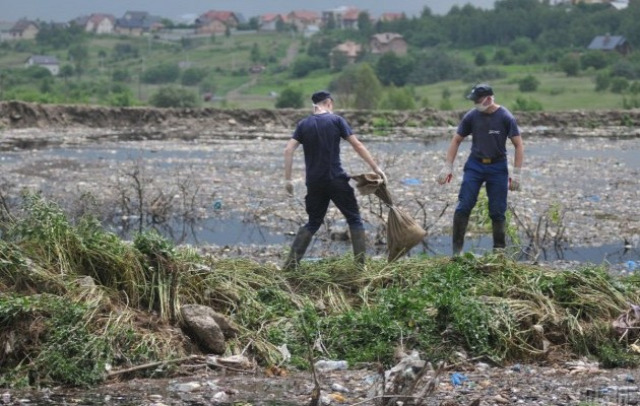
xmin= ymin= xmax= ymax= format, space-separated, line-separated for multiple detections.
xmin=595 ymin=72 xmax=611 ymax=92
xmin=610 ymin=77 xmax=629 ymax=94
xmin=290 ymin=56 xmax=326 ymax=78
xmin=181 ymin=67 xmax=208 ymax=86
xmin=379 ymin=86 xmax=416 ymax=110
xmin=142 ymin=64 xmax=180 ymax=84
xmin=511 ymin=97 xmax=543 ymax=111
xmin=149 ymin=86 xmax=199 ymax=108
xmin=275 ymin=87 xmax=304 ymax=109
xmin=518 ymin=75 xmax=540 ymax=92
xmin=581 ymin=51 xmax=609 ymax=70
xmin=558 ymin=54 xmax=580 ymax=77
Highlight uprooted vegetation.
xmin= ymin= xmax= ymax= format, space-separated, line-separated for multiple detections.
xmin=1 ymin=193 xmax=640 ymax=390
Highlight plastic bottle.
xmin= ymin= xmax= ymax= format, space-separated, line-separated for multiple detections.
xmin=314 ymin=360 xmax=348 ymax=372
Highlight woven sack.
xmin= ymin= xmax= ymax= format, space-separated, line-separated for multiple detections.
xmin=352 ymin=173 xmax=427 ymax=262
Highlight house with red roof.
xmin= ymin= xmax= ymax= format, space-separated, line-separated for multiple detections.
xmin=287 ymin=10 xmax=320 ymax=32
xmin=379 ymin=12 xmax=406 ymax=22
xmin=259 ymin=13 xmax=287 ymax=31
xmin=322 ymin=6 xmax=362 ymax=29
xmin=78 ymin=14 xmax=116 ymax=34
xmin=196 ymin=10 xmax=239 ymax=34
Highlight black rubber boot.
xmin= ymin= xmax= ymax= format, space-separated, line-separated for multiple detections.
xmin=350 ymin=227 xmax=367 ymax=266
xmin=283 ymin=227 xmax=313 ymax=270
xmin=452 ymin=212 xmax=470 ymax=256
xmin=492 ymin=220 xmax=506 ymax=252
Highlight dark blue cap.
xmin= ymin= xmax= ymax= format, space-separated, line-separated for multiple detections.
xmin=311 ymin=91 xmax=332 ymax=104
xmin=466 ymin=84 xmax=494 ymax=102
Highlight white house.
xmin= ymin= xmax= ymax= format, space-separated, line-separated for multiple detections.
xmin=25 ymin=55 xmax=60 ymax=76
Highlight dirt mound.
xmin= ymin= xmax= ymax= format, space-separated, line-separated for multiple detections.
xmin=2 ymin=101 xmax=640 ymax=134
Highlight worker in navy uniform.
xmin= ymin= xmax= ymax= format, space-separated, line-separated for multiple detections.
xmin=437 ymin=84 xmax=524 ymax=256
xmin=283 ymin=90 xmax=387 ymax=269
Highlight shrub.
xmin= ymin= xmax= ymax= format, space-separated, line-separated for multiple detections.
xmin=181 ymin=67 xmax=208 ymax=86
xmin=610 ymin=77 xmax=629 ymax=94
xmin=511 ymin=97 xmax=543 ymax=111
xmin=275 ymin=87 xmax=304 ymax=109
xmin=379 ymin=86 xmax=416 ymax=110
xmin=558 ymin=54 xmax=580 ymax=77
xmin=595 ymin=72 xmax=611 ymax=92
xmin=518 ymin=74 xmax=540 ymax=92
xmin=149 ymin=86 xmax=199 ymax=108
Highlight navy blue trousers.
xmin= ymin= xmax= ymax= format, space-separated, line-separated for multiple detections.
xmin=303 ymin=177 xmax=364 ymax=234
xmin=455 ymin=158 xmax=509 ymax=222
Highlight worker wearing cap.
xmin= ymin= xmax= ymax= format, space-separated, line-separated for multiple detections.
xmin=283 ymin=90 xmax=387 ymax=269
xmin=436 ymin=84 xmax=524 ymax=256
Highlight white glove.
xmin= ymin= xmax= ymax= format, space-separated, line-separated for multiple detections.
xmin=374 ymin=167 xmax=388 ymax=184
xmin=436 ymin=162 xmax=453 ymax=185
xmin=285 ymin=180 xmax=294 ymax=196
xmin=509 ymin=167 xmax=521 ymax=192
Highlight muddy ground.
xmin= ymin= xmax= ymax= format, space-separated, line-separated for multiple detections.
xmin=2 ymin=102 xmax=640 ymax=405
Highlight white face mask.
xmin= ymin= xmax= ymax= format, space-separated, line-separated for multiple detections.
xmin=475 ymin=96 xmax=492 ymax=113
xmin=313 ymin=102 xmax=332 ymax=114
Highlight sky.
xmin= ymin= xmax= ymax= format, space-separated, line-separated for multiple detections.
xmin=1 ymin=0 xmax=497 ymax=22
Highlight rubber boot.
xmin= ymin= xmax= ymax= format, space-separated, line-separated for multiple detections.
xmin=452 ymin=212 xmax=470 ymax=256
xmin=492 ymin=220 xmax=506 ymax=253
xmin=350 ymin=227 xmax=367 ymax=266
xmin=283 ymin=227 xmax=313 ymax=270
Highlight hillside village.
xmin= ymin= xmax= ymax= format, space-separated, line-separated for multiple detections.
xmin=1 ymin=6 xmax=415 ymax=77
xmin=0 ymin=0 xmax=632 ymax=78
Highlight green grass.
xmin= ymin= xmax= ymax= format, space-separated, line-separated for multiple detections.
xmin=1 ymin=32 xmax=637 ymax=111
xmin=2 ymin=193 xmax=640 ymax=388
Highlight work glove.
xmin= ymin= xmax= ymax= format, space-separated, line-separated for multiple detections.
xmin=436 ymin=162 xmax=453 ymax=185
xmin=509 ymin=167 xmax=521 ymax=192
xmin=374 ymin=167 xmax=388 ymax=185
xmin=285 ymin=180 xmax=294 ymax=197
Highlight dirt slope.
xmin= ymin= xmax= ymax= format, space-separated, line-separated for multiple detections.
xmin=2 ymin=101 xmax=640 ymax=135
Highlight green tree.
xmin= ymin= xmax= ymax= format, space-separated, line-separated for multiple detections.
xmin=181 ymin=68 xmax=208 ymax=86
xmin=142 ymin=64 xmax=180 ymax=84
xmin=353 ymin=63 xmax=383 ymax=110
xmin=59 ymin=64 xmax=74 ymax=82
xmin=68 ymin=44 xmax=90 ymax=78
xmin=357 ymin=12 xmax=373 ymax=38
xmin=375 ymin=52 xmax=414 ymax=86
xmin=518 ymin=74 xmax=540 ymax=92
xmin=379 ymin=86 xmax=416 ymax=110
xmin=610 ymin=77 xmax=629 ymax=94
xmin=595 ymin=72 xmax=611 ymax=91
xmin=291 ymin=56 xmax=325 ymax=78
xmin=149 ymin=86 xmax=199 ymax=108
xmin=250 ymin=43 xmax=262 ymax=63
xmin=275 ymin=87 xmax=304 ymax=108
xmin=558 ymin=54 xmax=580 ymax=77
xmin=581 ymin=51 xmax=609 ymax=70
xmin=474 ymin=52 xmax=487 ymax=67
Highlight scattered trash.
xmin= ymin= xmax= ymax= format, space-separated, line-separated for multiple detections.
xmin=401 ymin=178 xmax=421 ymax=186
xmin=450 ymin=372 xmax=468 ymax=386
xmin=626 ymin=260 xmax=637 ymax=272
xmin=213 ymin=200 xmax=223 ymax=210
xmin=315 ymin=360 xmax=348 ymax=372
xmin=330 ymin=383 xmax=349 ymax=393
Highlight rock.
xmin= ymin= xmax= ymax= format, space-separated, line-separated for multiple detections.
xmin=180 ymin=304 xmax=227 ymax=354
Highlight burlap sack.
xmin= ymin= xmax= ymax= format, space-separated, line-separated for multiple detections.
xmin=352 ymin=173 xmax=427 ymax=262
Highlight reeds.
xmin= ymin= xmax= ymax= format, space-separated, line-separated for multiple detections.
xmin=2 ymin=194 xmax=640 ymax=387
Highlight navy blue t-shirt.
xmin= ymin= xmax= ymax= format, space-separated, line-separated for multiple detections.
xmin=457 ymin=106 xmax=520 ymax=159
xmin=292 ymin=113 xmax=352 ymax=184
